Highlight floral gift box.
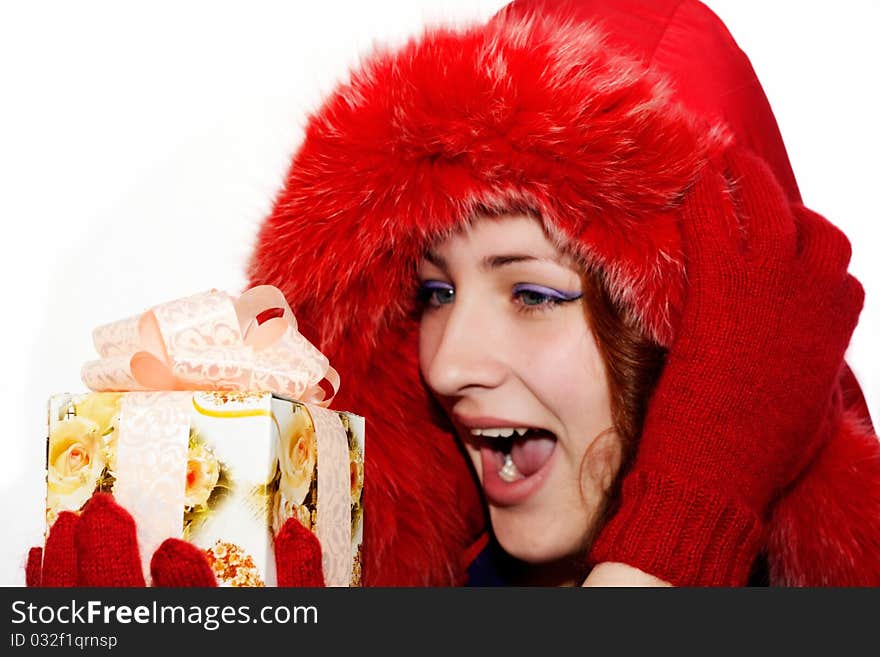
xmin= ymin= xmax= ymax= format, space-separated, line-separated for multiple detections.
xmin=45 ymin=390 xmax=364 ymax=587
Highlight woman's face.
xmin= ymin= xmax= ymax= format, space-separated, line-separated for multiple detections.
xmin=418 ymin=214 xmax=617 ymax=570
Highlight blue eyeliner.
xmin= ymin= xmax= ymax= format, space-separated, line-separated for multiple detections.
xmin=512 ymin=283 xmax=582 ymax=301
xmin=421 ymin=280 xmax=453 ymax=290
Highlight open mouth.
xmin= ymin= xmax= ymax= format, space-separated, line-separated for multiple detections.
xmin=477 ymin=428 xmax=557 ymax=480
xmin=472 ymin=427 xmax=558 ymax=506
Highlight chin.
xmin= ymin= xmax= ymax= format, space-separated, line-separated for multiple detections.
xmin=490 ymin=506 xmax=593 ymax=565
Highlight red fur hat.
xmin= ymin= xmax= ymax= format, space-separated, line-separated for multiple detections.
xmin=248 ymin=1 xmax=880 ymax=585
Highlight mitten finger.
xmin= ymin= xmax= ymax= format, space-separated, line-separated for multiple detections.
xmin=678 ymin=159 xmax=742 ymax=263
xmin=76 ymin=494 xmax=146 ymax=587
xmin=41 ymin=512 xmax=79 ymax=587
xmin=723 ymin=149 xmax=797 ymax=260
xmin=151 ymin=539 xmax=217 ymax=587
xmin=26 ymin=548 xmax=43 ymax=587
xmin=806 ymin=274 xmax=864 ymax=368
xmin=793 ymin=205 xmax=854 ymax=282
xmin=834 ymin=273 xmax=865 ymax=339
xmin=275 ymin=517 xmax=325 ymax=587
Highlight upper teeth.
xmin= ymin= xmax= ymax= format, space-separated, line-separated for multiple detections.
xmin=470 ymin=427 xmax=530 ymax=437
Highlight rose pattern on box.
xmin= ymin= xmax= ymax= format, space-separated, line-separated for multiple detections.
xmin=266 ymin=398 xmax=365 ymax=586
xmin=46 ymin=391 xmax=364 ymax=586
xmin=343 ymin=413 xmax=365 ymax=584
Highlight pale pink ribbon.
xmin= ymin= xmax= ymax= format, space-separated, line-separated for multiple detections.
xmin=79 ymin=286 xmax=350 ymax=585
xmin=81 ymin=285 xmax=339 ymax=405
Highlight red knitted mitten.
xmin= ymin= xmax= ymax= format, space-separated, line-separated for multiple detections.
xmin=27 ymin=493 xmax=324 ymax=587
xmin=589 ymin=147 xmax=864 ymax=586
xmin=274 ymin=515 xmax=326 ymax=587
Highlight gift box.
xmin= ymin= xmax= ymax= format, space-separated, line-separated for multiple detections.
xmin=42 ymin=286 xmax=364 ymax=586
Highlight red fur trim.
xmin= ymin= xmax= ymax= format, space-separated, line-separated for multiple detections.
xmin=249 ymin=12 xmax=723 ymax=352
xmin=247 ymin=7 xmax=879 ymax=585
xmin=247 ymin=10 xmax=714 ymax=585
xmin=768 ymin=410 xmax=880 ymax=585
xmin=248 ymin=11 xmax=718 ymax=584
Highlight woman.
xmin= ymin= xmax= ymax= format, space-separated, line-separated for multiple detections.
xmin=29 ymin=0 xmax=880 ymax=586
xmin=416 ymin=211 xmax=664 ymax=585
xmin=245 ymin=0 xmax=880 ymax=586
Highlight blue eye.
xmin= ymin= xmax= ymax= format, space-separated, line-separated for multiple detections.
xmin=417 ymin=280 xmax=454 ymax=308
xmin=512 ymin=284 xmax=582 ymax=313
xmin=416 ymin=281 xmax=581 ymax=314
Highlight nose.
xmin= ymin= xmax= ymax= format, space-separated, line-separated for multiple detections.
xmin=420 ymin=291 xmax=508 ymax=398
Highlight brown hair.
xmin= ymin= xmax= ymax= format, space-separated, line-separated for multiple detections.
xmin=575 ymin=265 xmax=667 ymax=553
xmin=583 ymin=266 xmax=667 ymax=463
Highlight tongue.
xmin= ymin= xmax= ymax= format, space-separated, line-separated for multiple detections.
xmin=510 ymin=431 xmax=556 ymax=477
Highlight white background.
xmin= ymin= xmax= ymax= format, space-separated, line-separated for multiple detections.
xmin=1 ymin=0 xmax=877 ymax=585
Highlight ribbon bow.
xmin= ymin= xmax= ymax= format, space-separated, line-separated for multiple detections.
xmin=81 ymin=285 xmax=339 ymax=406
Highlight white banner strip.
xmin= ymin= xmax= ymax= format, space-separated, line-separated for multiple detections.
xmin=305 ymin=405 xmax=352 ymax=587
xmin=115 ymin=392 xmax=191 ymax=584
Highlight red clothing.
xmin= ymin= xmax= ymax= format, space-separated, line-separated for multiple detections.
xmin=247 ymin=0 xmax=880 ymax=585
xmin=502 ymin=0 xmax=875 ymax=426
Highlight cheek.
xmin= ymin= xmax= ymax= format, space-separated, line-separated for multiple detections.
xmin=520 ymin=324 xmax=606 ymax=399
xmin=417 ymin=317 xmax=439 ymax=377
xmin=418 ymin=311 xmax=455 ymax=390
xmin=524 ymin=325 xmax=613 ymax=458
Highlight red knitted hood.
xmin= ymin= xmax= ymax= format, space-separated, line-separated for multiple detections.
xmin=248 ymin=1 xmax=880 ymax=585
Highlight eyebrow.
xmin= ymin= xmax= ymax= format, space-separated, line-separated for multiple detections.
xmin=424 ymin=251 xmax=567 ymax=271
